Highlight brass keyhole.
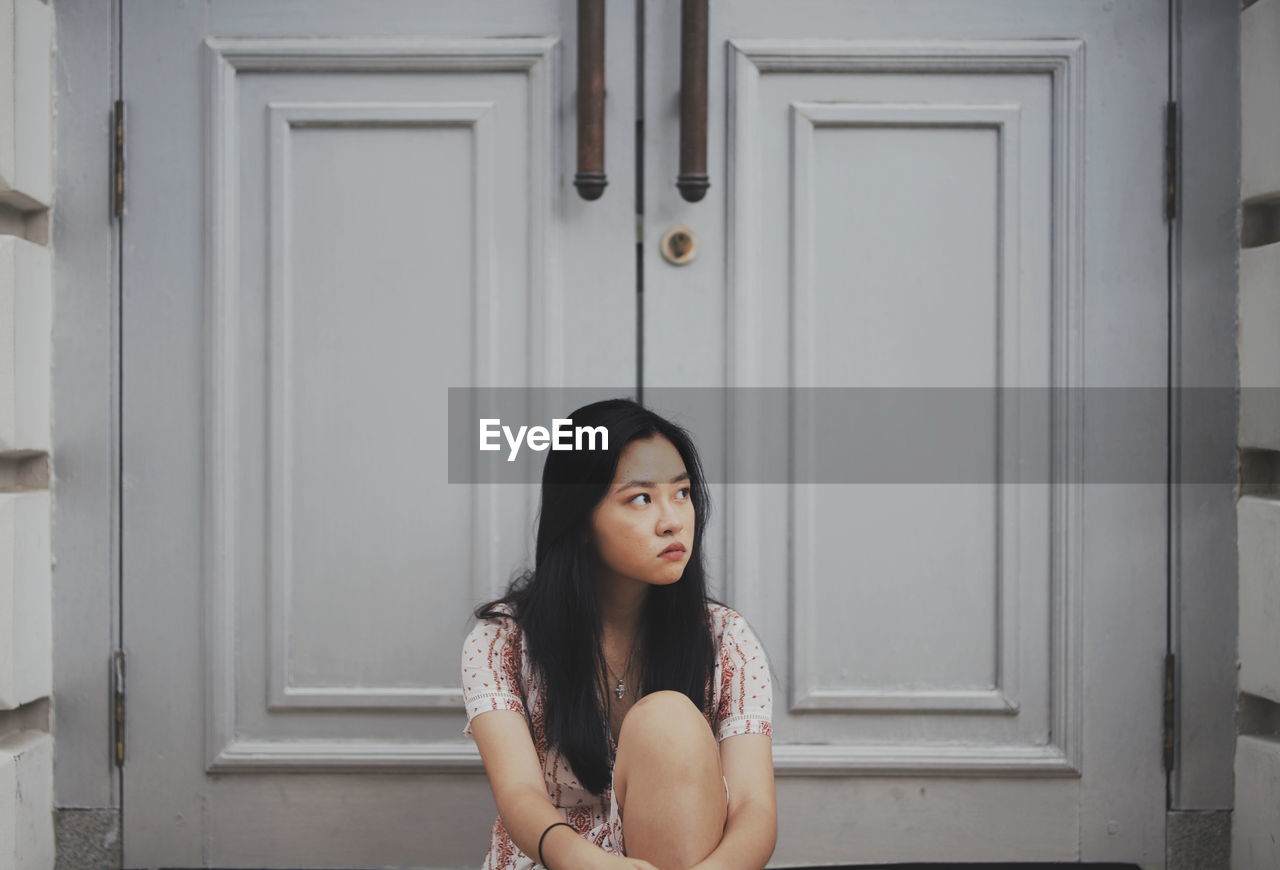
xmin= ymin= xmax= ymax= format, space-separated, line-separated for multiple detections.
xmin=660 ymin=225 xmax=698 ymax=265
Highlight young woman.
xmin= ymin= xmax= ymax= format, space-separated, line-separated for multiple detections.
xmin=460 ymin=398 xmax=776 ymax=870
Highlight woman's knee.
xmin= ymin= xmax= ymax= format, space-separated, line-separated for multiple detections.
xmin=619 ymin=690 xmax=716 ymax=755
xmin=612 ymin=692 xmax=724 ymax=827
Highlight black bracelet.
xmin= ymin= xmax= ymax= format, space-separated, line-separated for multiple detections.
xmin=537 ymin=821 xmax=574 ymax=869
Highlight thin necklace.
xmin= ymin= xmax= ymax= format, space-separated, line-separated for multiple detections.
xmin=604 ymin=635 xmax=638 ymax=701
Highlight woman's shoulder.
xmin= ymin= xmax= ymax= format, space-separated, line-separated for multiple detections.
xmin=481 ymin=600 xmax=518 ymax=618
xmin=464 ymin=601 xmax=523 ymax=641
xmin=705 ymin=600 xmax=735 ymax=618
xmin=704 ymin=600 xmax=747 ymax=639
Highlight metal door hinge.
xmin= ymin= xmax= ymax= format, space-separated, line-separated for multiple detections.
xmin=1164 ymin=101 xmax=1178 ymax=222
xmin=113 ymin=99 xmax=125 ymax=218
xmin=113 ymin=649 xmax=126 ymax=767
xmin=1163 ymin=652 xmax=1175 ymax=773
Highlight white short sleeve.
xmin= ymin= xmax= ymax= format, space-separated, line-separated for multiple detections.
xmin=460 ymin=613 xmax=528 ymax=739
xmin=716 ymin=612 xmax=774 ymax=741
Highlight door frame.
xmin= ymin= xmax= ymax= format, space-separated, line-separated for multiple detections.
xmin=1167 ymin=0 xmax=1241 ymax=816
xmin=45 ymin=0 xmax=1239 ymax=857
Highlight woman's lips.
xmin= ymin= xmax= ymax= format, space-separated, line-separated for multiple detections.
xmin=658 ymin=544 xmax=686 ymax=560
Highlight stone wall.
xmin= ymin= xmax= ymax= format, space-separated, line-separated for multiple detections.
xmin=1235 ymin=1 xmax=1280 ymax=867
xmin=0 ymin=1 xmax=54 ymax=869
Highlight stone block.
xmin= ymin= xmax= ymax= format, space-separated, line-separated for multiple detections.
xmin=1244 ymin=0 xmax=1280 ymax=201
xmin=0 ymin=490 xmax=50 ymax=709
xmin=1232 ymin=735 xmax=1280 ymax=870
xmin=1240 ymin=244 xmax=1280 ymax=451
xmin=0 ymin=0 xmax=52 ymax=210
xmin=0 ymin=236 xmax=51 ymax=454
xmin=0 ymin=730 xmax=53 ymax=870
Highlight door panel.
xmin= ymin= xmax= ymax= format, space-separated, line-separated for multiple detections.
xmin=123 ymin=2 xmax=636 ymax=866
xmin=642 ymin=1 xmax=1167 ymax=866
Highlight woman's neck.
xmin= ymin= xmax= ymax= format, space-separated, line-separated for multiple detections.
xmin=595 ymin=573 xmax=648 ymax=641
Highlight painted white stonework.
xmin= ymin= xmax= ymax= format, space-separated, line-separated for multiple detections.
xmin=0 ymin=1 xmax=54 ymax=869
xmin=0 ymin=237 xmax=51 ymax=453
xmin=1240 ymin=243 xmax=1280 ymax=452
xmin=1235 ymin=0 xmax=1280 ymax=864
xmin=0 ymin=0 xmax=51 ymax=210
xmin=0 ymin=490 xmax=51 ymax=710
xmin=1232 ymin=736 xmax=1280 ymax=869
xmin=1242 ymin=0 xmax=1280 ymax=202
xmin=1237 ymin=498 xmax=1280 ymax=706
xmin=0 ymin=732 xmax=54 ymax=870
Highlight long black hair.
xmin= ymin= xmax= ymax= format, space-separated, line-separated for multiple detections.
xmin=473 ymin=397 xmax=726 ymax=795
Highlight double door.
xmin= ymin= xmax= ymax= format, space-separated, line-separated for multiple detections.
xmin=123 ymin=1 xmax=1171 ymax=866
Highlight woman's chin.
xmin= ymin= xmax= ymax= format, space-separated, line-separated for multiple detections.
xmin=651 ymin=567 xmax=686 ymax=584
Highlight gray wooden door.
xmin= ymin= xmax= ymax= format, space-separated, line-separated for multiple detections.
xmin=640 ymin=0 xmax=1169 ymax=867
xmin=124 ymin=1 xmax=1171 ymax=867
xmin=121 ymin=2 xmax=637 ymax=866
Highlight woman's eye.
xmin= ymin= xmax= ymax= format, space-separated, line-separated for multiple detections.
xmin=628 ymin=488 xmax=690 ymax=505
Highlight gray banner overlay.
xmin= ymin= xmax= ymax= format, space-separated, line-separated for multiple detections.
xmin=447 ymin=387 xmax=1249 ymax=484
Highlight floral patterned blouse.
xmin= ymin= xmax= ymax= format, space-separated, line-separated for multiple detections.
xmin=460 ymin=600 xmax=774 ymax=869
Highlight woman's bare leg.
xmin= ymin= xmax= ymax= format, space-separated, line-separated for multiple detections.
xmin=612 ymin=690 xmax=727 ymax=869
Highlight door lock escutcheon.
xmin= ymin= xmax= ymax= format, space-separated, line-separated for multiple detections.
xmin=660 ymin=225 xmax=698 ymax=265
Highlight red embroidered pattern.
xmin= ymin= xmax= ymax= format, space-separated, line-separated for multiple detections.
xmin=461 ymin=602 xmax=772 ymax=869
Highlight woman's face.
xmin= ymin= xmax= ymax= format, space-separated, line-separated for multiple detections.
xmin=590 ymin=435 xmax=695 ymax=587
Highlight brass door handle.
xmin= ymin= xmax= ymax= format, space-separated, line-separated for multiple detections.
xmin=573 ymin=0 xmax=607 ymax=200
xmin=676 ymin=0 xmax=709 ymax=202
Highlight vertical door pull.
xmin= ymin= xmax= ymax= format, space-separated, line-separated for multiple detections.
xmin=574 ymin=0 xmax=608 ymax=200
xmin=676 ymin=0 xmax=709 ymax=202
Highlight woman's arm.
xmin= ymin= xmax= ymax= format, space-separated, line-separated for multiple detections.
xmin=692 ymin=733 xmax=777 ymax=870
xmin=497 ymin=782 xmax=605 ymax=869
xmin=470 ymin=709 xmax=610 ymax=869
